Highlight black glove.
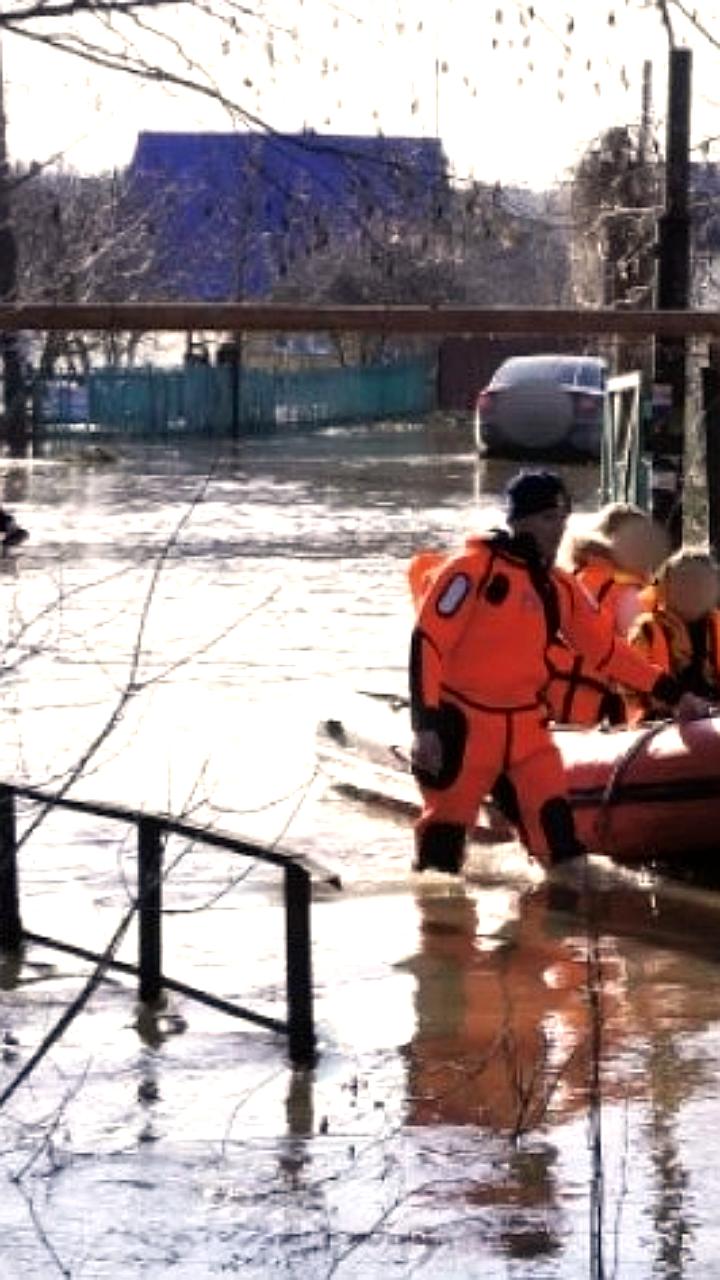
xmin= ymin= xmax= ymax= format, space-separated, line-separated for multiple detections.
xmin=650 ymin=674 xmax=682 ymax=708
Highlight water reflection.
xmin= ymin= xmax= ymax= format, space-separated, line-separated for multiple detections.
xmin=3 ymin=465 xmax=29 ymax=506
xmin=646 ymin=1035 xmax=696 ymax=1280
xmin=400 ymin=874 xmax=720 ymax=1277
xmin=404 ymin=886 xmax=593 ymax=1134
xmin=286 ymin=1067 xmax=314 ymax=1138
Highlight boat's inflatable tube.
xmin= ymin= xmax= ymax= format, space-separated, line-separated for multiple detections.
xmin=318 ymin=696 xmax=720 ymax=862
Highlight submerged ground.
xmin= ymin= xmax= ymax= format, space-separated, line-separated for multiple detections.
xmin=0 ymin=422 xmax=719 ymax=1278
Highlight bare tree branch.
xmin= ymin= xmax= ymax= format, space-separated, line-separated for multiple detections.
xmin=13 ymin=1177 xmax=73 ymax=1277
xmin=656 ymin=0 xmax=676 ymax=47
xmin=668 ymin=0 xmax=720 ymax=52
xmin=5 ymin=18 xmax=274 ymax=134
xmin=1 ymin=0 xmax=195 ymax=22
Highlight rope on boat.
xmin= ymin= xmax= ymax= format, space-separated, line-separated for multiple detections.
xmin=593 ymin=719 xmax=673 ymax=852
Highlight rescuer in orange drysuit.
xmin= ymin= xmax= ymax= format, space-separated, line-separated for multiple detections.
xmin=409 ymin=470 xmax=704 ymax=874
xmin=626 ymin=549 xmax=720 ymax=721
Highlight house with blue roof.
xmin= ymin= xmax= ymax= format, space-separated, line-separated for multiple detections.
xmin=127 ymin=131 xmax=448 ymax=301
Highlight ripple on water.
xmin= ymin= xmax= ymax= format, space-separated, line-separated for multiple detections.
xmin=0 ymin=428 xmax=718 ymax=1278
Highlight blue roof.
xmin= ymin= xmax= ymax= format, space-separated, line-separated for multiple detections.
xmin=128 ymin=131 xmax=448 ymax=300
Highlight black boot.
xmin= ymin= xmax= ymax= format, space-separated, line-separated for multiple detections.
xmin=414 ymin=822 xmax=466 ymax=874
xmin=540 ymin=797 xmax=586 ymax=866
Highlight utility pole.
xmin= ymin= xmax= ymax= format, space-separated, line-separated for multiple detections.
xmin=652 ymin=47 xmax=692 ymax=540
xmin=657 ymin=49 xmax=691 ymax=316
xmin=0 ymin=43 xmax=26 ymax=454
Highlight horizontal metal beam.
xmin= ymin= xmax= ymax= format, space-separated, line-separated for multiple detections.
xmin=12 ymin=783 xmax=341 ymax=884
xmin=24 ymin=931 xmax=286 ymax=1032
xmin=0 ymin=303 xmax=718 ymax=337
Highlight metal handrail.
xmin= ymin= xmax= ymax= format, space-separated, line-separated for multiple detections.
xmin=0 ymin=783 xmax=340 ymax=1064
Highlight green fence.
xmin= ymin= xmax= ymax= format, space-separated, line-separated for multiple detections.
xmin=35 ymin=360 xmax=436 ymax=437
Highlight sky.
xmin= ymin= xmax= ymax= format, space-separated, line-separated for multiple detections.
xmin=3 ymin=0 xmax=720 ymax=189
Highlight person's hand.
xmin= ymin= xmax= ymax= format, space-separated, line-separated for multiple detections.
xmin=411 ymin=728 xmax=443 ymax=777
xmin=675 ymin=692 xmax=713 ymax=721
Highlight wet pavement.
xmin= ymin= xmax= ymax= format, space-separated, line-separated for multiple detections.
xmin=0 ymin=423 xmax=719 ymax=1277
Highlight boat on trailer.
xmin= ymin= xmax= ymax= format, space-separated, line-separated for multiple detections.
xmin=318 ymin=694 xmax=720 ymax=863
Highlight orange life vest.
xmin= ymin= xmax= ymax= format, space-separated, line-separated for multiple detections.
xmin=577 ymin=556 xmax=644 ymax=603
xmin=544 ymin=558 xmax=649 ymax=726
xmin=627 ymin=608 xmax=720 ymax=719
xmin=576 ymin=557 xmax=647 ymax=634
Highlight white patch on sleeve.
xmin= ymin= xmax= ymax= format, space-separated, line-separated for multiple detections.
xmin=436 ymin=573 xmax=471 ymax=617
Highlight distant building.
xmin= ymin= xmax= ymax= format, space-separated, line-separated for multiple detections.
xmin=127 ymin=131 xmax=448 ymax=301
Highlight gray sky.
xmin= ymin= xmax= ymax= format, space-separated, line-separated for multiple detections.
xmin=4 ymin=0 xmax=720 ymax=186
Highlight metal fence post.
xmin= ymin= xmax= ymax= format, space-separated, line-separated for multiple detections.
xmin=284 ymin=863 xmax=315 ymax=1065
xmin=138 ymin=817 xmax=163 ymax=1004
xmin=0 ymin=786 xmax=22 ymax=952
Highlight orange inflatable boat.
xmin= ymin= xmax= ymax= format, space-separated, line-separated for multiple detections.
xmin=318 ymin=695 xmax=720 ymax=863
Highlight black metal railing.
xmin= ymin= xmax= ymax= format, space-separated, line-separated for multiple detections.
xmin=0 ymin=783 xmax=341 ymax=1065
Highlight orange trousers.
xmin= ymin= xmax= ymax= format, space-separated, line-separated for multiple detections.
xmin=415 ymin=698 xmax=579 ymax=865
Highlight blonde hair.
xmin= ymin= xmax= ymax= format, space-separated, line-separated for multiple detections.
xmin=656 ymin=547 xmax=719 ymax=583
xmin=640 ymin=547 xmax=719 ymax=610
xmin=558 ymin=503 xmax=653 ymax=572
xmin=594 ymin=502 xmax=649 ymax=539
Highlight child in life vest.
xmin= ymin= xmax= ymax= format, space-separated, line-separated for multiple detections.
xmin=545 ymin=503 xmax=668 ymax=725
xmin=560 ymin=502 xmax=668 ymax=632
xmin=626 ymin=550 xmax=720 ymax=721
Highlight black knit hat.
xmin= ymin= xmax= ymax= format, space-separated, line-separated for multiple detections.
xmin=505 ymin=469 xmax=571 ymax=522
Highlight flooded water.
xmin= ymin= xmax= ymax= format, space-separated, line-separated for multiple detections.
xmin=1 ymin=421 xmax=720 ymax=1277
